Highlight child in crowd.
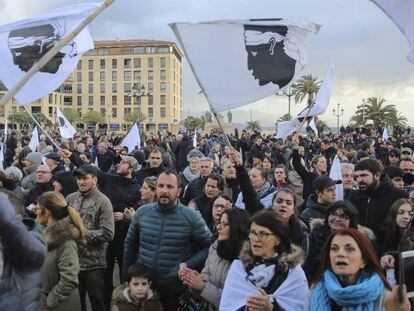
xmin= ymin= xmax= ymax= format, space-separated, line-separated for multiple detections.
xmin=111 ymin=264 xmax=163 ymax=311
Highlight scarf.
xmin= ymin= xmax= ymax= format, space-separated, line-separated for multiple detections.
xmin=255 ymin=182 xmax=273 ymax=199
xmin=182 ymin=166 xmax=200 ymax=182
xmin=310 ymin=269 xmax=384 ymax=311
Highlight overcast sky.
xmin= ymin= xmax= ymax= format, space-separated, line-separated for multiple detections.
xmin=1 ymin=0 xmax=414 ymax=127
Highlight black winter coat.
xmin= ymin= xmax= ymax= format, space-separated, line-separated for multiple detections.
xmin=291 ymin=149 xmax=319 ymax=202
xmin=175 ymin=135 xmax=193 ymax=171
xmin=183 ymin=176 xmax=208 ymax=205
xmin=300 ymin=194 xmax=330 ymax=225
xmin=96 ymin=150 xmax=116 ymax=172
xmin=135 ymin=164 xmax=166 ymax=186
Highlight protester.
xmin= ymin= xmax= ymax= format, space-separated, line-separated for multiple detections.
xmin=53 ymin=171 xmax=79 ymax=197
xmin=25 ymin=164 xmax=54 ymax=210
xmin=183 ymin=157 xmax=214 ymax=204
xmin=135 ymin=147 xmax=166 ymax=185
xmin=20 ymin=151 xmax=43 ymax=190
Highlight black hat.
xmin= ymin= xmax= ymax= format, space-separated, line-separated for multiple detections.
xmin=403 ymin=172 xmax=414 ymax=185
xmin=74 ymin=164 xmax=99 ymax=177
xmin=312 ymin=175 xmax=342 ymax=193
xmin=44 ymin=152 xmax=61 ymax=163
xmin=252 ymin=151 xmax=264 ymax=161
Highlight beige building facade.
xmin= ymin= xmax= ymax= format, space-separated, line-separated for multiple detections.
xmin=1 ymin=39 xmax=183 ymax=133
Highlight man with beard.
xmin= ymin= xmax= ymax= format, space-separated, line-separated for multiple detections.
xmin=123 ymin=170 xmax=211 ymax=311
xmin=67 ymin=165 xmax=114 ymax=311
xmin=135 ymin=147 xmax=167 ymax=185
xmin=349 ymin=159 xmax=408 ymax=234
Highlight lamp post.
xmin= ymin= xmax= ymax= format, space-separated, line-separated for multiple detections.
xmin=332 ymin=102 xmax=344 ymax=134
xmin=276 ymin=86 xmax=294 ymax=118
xmin=128 ymin=82 xmax=149 ymax=125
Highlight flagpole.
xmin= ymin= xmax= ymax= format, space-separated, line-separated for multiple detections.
xmin=23 ymin=107 xmax=60 ymax=150
xmin=0 ymin=0 xmax=116 ymax=106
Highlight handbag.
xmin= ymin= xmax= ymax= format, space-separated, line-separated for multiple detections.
xmin=177 ymin=289 xmax=211 ymax=311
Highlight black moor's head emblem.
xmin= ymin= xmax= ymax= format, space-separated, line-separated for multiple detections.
xmin=244 ymin=24 xmax=296 ymax=88
xmin=8 ymin=23 xmax=77 ymax=73
xmin=58 ymin=116 xmax=66 ymax=128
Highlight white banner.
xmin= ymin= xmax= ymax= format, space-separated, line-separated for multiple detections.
xmin=329 ymin=155 xmax=344 ymax=201
xmin=193 ymin=133 xmax=197 ymax=147
xmin=170 ymin=19 xmax=320 ymax=112
xmin=28 ymin=126 xmax=39 ymax=152
xmin=0 ymin=2 xmax=99 ymax=105
xmin=276 ymin=118 xmax=301 ymax=139
xmin=56 ymin=107 xmax=76 ymax=139
xmin=382 ymin=127 xmax=389 ymax=141
xmin=296 ymin=64 xmax=335 ymax=119
xmin=370 ymin=0 xmax=414 ymax=63
xmin=121 ymin=123 xmax=141 ymax=152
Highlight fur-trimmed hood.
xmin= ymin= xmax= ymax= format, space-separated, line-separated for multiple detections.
xmin=309 ymin=218 xmax=376 ymax=242
xmin=239 ymin=241 xmax=304 ymax=273
xmin=111 ymin=284 xmax=156 ymax=305
xmin=44 ymin=216 xmax=80 ymax=249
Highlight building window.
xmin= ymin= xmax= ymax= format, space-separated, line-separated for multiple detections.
xmin=160 ymin=107 xmax=166 ymax=118
xmin=88 ymin=96 xmax=93 ymax=106
xmin=77 ymin=84 xmax=82 ymax=94
xmin=100 ymin=83 xmax=105 ymax=93
xmin=98 ymin=48 xmax=108 ymax=55
xmin=160 ymin=57 xmax=166 ymax=68
xmin=76 ymin=72 xmax=82 ymax=82
xmin=88 ymin=71 xmax=93 ymax=82
xmin=124 ymin=83 xmax=131 ymax=93
xmin=148 ymin=58 xmax=153 ymax=68
xmin=133 ymin=71 xmax=141 ymax=81
xmin=112 ymin=95 xmax=117 ymax=105
xmin=100 ymin=96 xmax=105 ymax=105
xmin=77 ymin=96 xmax=82 ymax=106
xmin=133 ymin=47 xmax=145 ymax=54
xmin=112 ymin=71 xmax=117 ymax=81
xmin=160 ymin=95 xmax=166 ymax=105
xmin=133 ymin=58 xmax=141 ymax=68
xmin=112 ymin=59 xmax=117 ymax=69
xmin=146 ymin=47 xmax=156 ymax=54
xmin=158 ymin=47 xmax=170 ymax=53
xmin=124 ymin=95 xmax=131 ymax=105
xmin=160 ymin=70 xmax=166 ymax=81
xmin=63 ymin=97 xmax=72 ymax=106
xmin=88 ymin=60 xmax=93 ymax=70
xmin=100 ymin=71 xmax=105 ymax=81
xmin=49 ymin=107 xmax=53 ymax=116
xmin=124 ymin=71 xmax=131 ymax=81
xmin=88 ymin=84 xmax=93 ymax=94
xmin=112 ymin=108 xmax=117 ymax=117
xmin=134 ymin=96 xmax=141 ymax=105
xmin=77 ymin=60 xmax=82 ymax=70
xmin=100 ymin=59 xmax=105 ymax=69
xmin=148 ymin=107 xmax=153 ymax=118
xmin=124 ymin=58 xmax=131 ymax=68
xmin=148 ymin=95 xmax=154 ymax=106
xmin=112 ymin=83 xmax=117 ymax=93
xmin=148 ymin=82 xmax=153 ymax=93
xmin=160 ymin=82 xmax=166 ymax=93
xmin=124 ymin=107 xmax=131 ymax=115
xmin=48 ymin=94 xmax=52 ymax=103
xmin=148 ymin=70 xmax=153 ymax=81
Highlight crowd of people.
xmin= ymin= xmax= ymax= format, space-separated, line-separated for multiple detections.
xmin=0 ymin=126 xmax=413 ymax=310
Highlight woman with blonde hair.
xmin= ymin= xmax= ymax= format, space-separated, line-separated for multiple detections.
xmin=36 ymin=191 xmax=86 ymax=311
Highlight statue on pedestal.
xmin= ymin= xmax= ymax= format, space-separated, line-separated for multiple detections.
xmin=227 ymin=110 xmax=233 ymax=123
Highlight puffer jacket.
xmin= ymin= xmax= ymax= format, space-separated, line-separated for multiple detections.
xmin=67 ymin=187 xmax=114 ymax=271
xmin=39 ymin=217 xmax=81 ymax=311
xmin=123 ymin=202 xmax=212 ymax=296
xmin=349 ymin=175 xmax=408 ymax=234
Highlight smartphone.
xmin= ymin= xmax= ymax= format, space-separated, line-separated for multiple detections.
xmin=399 ymin=250 xmax=414 ymax=300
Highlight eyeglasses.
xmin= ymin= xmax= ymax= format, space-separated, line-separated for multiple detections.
xmin=36 ymin=171 xmax=50 ymax=174
xmin=216 ymin=222 xmax=229 ymax=229
xmin=389 ymin=154 xmax=399 ymax=158
xmin=329 ymin=212 xmax=350 ymax=221
xmin=248 ymin=230 xmax=275 ymax=241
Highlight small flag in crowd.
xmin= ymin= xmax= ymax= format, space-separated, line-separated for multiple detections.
xmin=0 ymin=2 xmax=100 ymax=105
xmin=28 ymin=126 xmax=39 ymax=152
xmin=329 ymin=155 xmax=344 ymax=201
xmin=370 ymin=0 xmax=414 ymax=63
xmin=56 ymin=107 xmax=76 ymax=139
xmin=0 ymin=143 xmax=4 ymax=169
xmin=193 ymin=132 xmax=197 ymax=147
xmin=121 ymin=123 xmax=141 ymax=152
xmin=308 ymin=117 xmax=318 ymax=136
xmin=170 ymin=19 xmax=320 ymax=112
xmin=382 ymin=127 xmax=389 ymax=141
xmin=276 ymin=118 xmax=301 ymax=139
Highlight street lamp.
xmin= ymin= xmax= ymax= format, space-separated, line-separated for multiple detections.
xmin=128 ymin=82 xmax=150 ymax=124
xmin=332 ymin=103 xmax=344 ymax=134
xmin=275 ymin=86 xmax=294 ymax=118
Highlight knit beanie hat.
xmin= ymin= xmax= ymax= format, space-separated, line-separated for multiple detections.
xmin=26 ymin=152 xmax=43 ymax=166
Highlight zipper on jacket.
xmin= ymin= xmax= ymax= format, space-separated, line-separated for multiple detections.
xmin=365 ymin=197 xmax=371 ymax=226
xmin=152 ymin=213 xmax=166 ymax=270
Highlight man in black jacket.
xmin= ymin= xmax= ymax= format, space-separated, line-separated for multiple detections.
xmin=96 ymin=142 xmax=116 ymax=172
xmin=135 ymin=147 xmax=167 ymax=185
xmin=349 ymin=159 xmax=408 ymax=234
xmin=182 ymin=157 xmax=214 ymax=204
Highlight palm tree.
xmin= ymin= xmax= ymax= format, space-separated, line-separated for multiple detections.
xmin=386 ymin=111 xmax=407 ymax=128
xmin=277 ymin=114 xmax=292 ymax=122
xmin=246 ymin=120 xmax=262 ymax=132
xmin=316 ymin=118 xmax=330 ymax=132
xmin=350 ymin=97 xmax=397 ymax=128
xmin=291 ymin=74 xmax=321 ymax=107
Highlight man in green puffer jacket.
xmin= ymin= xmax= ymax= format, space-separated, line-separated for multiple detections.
xmin=123 ymin=170 xmax=212 ymax=311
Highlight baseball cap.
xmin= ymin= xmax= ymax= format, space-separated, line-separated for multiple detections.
xmin=401 ymin=147 xmax=413 ymax=155
xmin=74 ymin=164 xmax=99 ymax=178
xmin=120 ymin=155 xmax=138 ymax=170
xmin=312 ymin=175 xmax=342 ymax=193
xmin=98 ymin=142 xmax=109 ymax=149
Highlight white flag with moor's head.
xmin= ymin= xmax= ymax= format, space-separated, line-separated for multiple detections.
xmin=170 ymin=19 xmax=320 ymax=112
xmin=0 ymin=2 xmax=100 ymax=105
xmin=57 ymin=107 xmax=77 ymax=139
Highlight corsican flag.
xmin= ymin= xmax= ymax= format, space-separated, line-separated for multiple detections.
xmin=0 ymin=2 xmax=100 ymax=105
xmin=308 ymin=117 xmax=318 ymax=136
xmin=28 ymin=126 xmax=39 ymax=151
xmin=56 ymin=107 xmax=76 ymax=139
xmin=121 ymin=123 xmax=141 ymax=152
xmin=370 ymin=0 xmax=414 ymax=63
xmin=329 ymin=155 xmax=344 ymax=201
xmin=170 ymin=19 xmax=320 ymax=112
xmin=193 ymin=132 xmax=197 ymax=147
xmin=296 ymin=64 xmax=335 ymax=119
xmin=382 ymin=127 xmax=389 ymax=141
xmin=276 ymin=118 xmax=301 ymax=139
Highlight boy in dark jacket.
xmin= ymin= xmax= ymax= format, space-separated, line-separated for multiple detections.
xmin=111 ymin=264 xmax=162 ymax=311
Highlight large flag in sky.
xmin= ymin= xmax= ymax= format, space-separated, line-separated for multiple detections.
xmin=28 ymin=126 xmax=39 ymax=151
xmin=121 ymin=123 xmax=141 ymax=152
xmin=56 ymin=107 xmax=76 ymax=139
xmin=170 ymin=19 xmax=320 ymax=112
xmin=370 ymin=0 xmax=414 ymax=63
xmin=0 ymin=2 xmax=100 ymax=105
